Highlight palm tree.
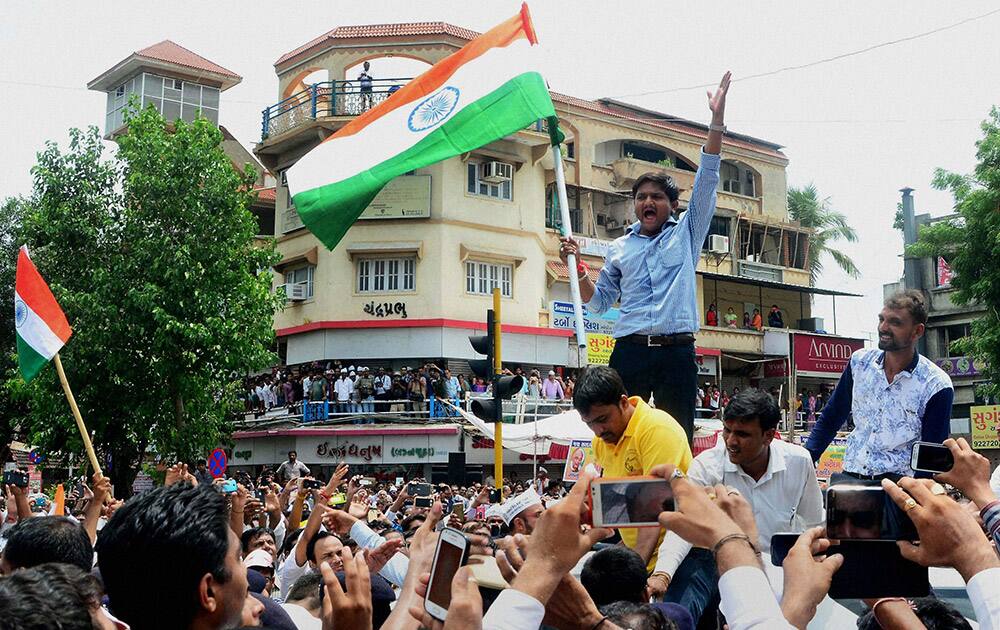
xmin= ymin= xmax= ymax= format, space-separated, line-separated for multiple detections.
xmin=787 ymin=184 xmax=859 ymax=286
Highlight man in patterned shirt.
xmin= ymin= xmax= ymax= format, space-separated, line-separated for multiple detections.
xmin=806 ymin=290 xmax=953 ymax=480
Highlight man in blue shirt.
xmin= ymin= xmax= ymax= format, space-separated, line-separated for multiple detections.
xmin=806 ymin=290 xmax=954 ymax=479
xmin=559 ymin=72 xmax=731 ymax=441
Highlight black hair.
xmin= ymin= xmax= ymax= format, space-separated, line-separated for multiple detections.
xmin=400 ymin=513 xmax=426 ymax=531
xmin=240 ymin=526 xmax=275 ymax=554
xmin=96 ymin=483 xmax=232 ymax=629
xmin=631 ymin=172 xmax=680 ymax=203
xmin=599 ymin=601 xmax=675 ymax=630
xmin=2 ymin=516 xmax=93 ymax=573
xmin=279 ymin=527 xmax=304 ymax=560
xmin=856 ymin=597 xmax=971 ymax=630
xmin=288 ymin=450 xmax=297 ymax=457
xmin=723 ymin=388 xmax=780 ymax=432
xmin=305 ymin=530 xmax=343 ymax=564
xmin=0 ymin=563 xmax=102 ymax=630
xmin=573 ymin=366 xmax=627 ymax=415
xmin=581 ymin=546 xmax=647 ymax=607
xmin=286 ymin=572 xmax=323 ymax=606
xmin=884 ymin=289 xmax=928 ymax=326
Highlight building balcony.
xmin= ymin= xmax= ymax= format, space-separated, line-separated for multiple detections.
xmin=610 ymin=157 xmax=695 ymax=192
xmin=716 ymin=190 xmax=762 ymax=215
xmin=695 ymin=326 xmax=764 ymax=354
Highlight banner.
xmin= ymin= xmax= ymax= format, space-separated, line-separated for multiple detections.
xmin=550 ymin=300 xmax=618 ymax=335
xmin=793 ymin=333 xmax=865 ymax=378
xmin=562 ymin=439 xmax=599 ymax=482
xmin=934 ymin=356 xmax=983 ymax=378
xmin=971 ymin=405 xmax=1000 ymax=450
xmin=586 ymin=333 xmax=616 ymax=365
xmin=815 ymin=438 xmax=848 ymax=479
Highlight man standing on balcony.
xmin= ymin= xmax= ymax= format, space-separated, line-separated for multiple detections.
xmin=358 ymin=61 xmax=374 ymax=111
xmin=559 ymin=72 xmax=731 ymax=442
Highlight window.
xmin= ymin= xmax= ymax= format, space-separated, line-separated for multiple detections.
xmin=622 ymin=141 xmax=666 ymax=164
xmin=466 ymin=161 xmax=512 ymax=201
xmin=465 ymin=261 xmax=512 ymax=297
xmin=356 ymin=256 xmax=415 ymax=293
xmin=944 ymin=323 xmax=971 ymax=357
xmin=283 ymin=265 xmax=314 ymax=299
xmin=701 ymin=215 xmax=731 ymax=250
xmin=545 ymin=184 xmax=581 ymax=232
xmin=139 ymin=73 xmax=220 ymax=126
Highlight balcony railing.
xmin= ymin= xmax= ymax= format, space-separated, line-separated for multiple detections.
xmin=261 ymin=78 xmax=412 ymax=140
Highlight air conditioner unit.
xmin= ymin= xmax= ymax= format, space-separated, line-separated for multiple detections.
xmin=283 ymin=283 xmax=308 ymax=301
xmin=480 ymin=161 xmax=512 ymax=183
xmin=708 ymin=235 xmax=730 ymax=254
xmin=722 ymin=179 xmax=741 ymax=194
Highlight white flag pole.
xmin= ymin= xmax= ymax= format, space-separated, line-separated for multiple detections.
xmin=552 ymin=142 xmax=587 ymax=349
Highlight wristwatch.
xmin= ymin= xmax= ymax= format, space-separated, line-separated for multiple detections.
xmin=709 ymin=123 xmax=727 ymax=133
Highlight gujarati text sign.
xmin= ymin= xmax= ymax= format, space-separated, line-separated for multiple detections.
xmin=971 ymin=405 xmax=1000 ymax=450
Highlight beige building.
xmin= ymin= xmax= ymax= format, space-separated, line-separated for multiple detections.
xmin=253 ymin=22 xmax=859 ymax=391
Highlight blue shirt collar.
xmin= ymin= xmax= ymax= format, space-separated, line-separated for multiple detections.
xmin=626 ymin=215 xmax=678 ymax=237
xmin=875 ymin=350 xmax=921 ymax=373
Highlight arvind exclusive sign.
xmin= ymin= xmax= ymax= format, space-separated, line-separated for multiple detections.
xmin=793 ymin=334 xmax=865 ymax=378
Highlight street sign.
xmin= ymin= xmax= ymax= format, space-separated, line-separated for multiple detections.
xmin=208 ymin=449 xmax=228 ymax=478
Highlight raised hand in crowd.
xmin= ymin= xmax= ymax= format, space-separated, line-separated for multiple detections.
xmin=883 ymin=476 xmax=1000 ymax=582
xmin=779 ymin=526 xmax=843 ymax=630
xmin=934 ymin=437 xmax=997 ymax=508
xmin=320 ymin=547 xmax=373 ymax=630
xmin=364 ymin=537 xmax=405 ymax=575
xmin=82 ymin=472 xmax=111 ymax=545
xmin=409 ymin=566 xmax=483 ymax=630
xmin=229 ymin=483 xmax=251 ymax=536
xmin=164 ymin=462 xmax=196 ymax=487
xmin=5 ymin=482 xmax=29 ymax=524
xmin=262 ymin=485 xmax=282 ymax=529
xmin=349 ymin=493 xmax=369 ymax=520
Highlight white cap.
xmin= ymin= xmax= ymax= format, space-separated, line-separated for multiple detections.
xmin=349 ymin=365 xmax=356 ymax=371
xmin=340 ymin=368 xmax=348 ymax=373
xmin=242 ymin=549 xmax=273 ymax=570
xmin=548 ymin=370 xmax=555 ymax=376
xmin=495 ymin=489 xmax=543 ymax=525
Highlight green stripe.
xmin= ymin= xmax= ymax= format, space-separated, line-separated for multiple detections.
xmin=293 ymin=71 xmax=555 ymax=249
xmin=17 ymin=331 xmax=49 ymax=383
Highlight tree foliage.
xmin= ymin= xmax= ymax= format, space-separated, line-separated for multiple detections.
xmin=0 ymin=198 xmax=30 ymax=461
xmin=6 ymin=105 xmax=282 ymax=492
xmin=909 ymin=107 xmax=1000 ymax=398
xmin=787 ymin=184 xmax=860 ymax=285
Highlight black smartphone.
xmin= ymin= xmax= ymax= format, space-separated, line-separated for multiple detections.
xmin=488 ymin=488 xmax=502 ymax=503
xmin=414 ymin=496 xmax=433 ymax=508
xmin=302 ymin=479 xmax=324 ymax=490
xmin=826 ymin=485 xmax=918 ymax=541
xmin=408 ymin=482 xmax=431 ymax=498
xmin=255 ymin=489 xmax=268 ymax=503
xmin=770 ymin=533 xmax=929 ymax=599
xmin=910 ymin=442 xmax=955 ymax=474
xmin=3 ymin=470 xmax=29 ymax=488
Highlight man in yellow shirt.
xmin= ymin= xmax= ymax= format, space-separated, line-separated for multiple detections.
xmin=574 ymin=366 xmax=692 ymax=571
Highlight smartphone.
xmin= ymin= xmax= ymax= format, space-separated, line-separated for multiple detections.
xmin=489 ymin=521 xmax=509 ymax=538
xmin=302 ymin=479 xmax=324 ymax=490
xmin=589 ymin=477 xmax=673 ymax=528
xmin=329 ymin=492 xmax=347 ymax=506
xmin=826 ymin=485 xmax=918 ymax=541
xmin=424 ymin=527 xmax=470 ymax=621
xmin=360 ymin=477 xmax=376 ymax=487
xmin=3 ymin=470 xmax=29 ymax=488
xmin=488 ymin=488 xmax=502 ymax=503
xmin=910 ymin=441 xmax=955 ymax=474
xmin=221 ymin=479 xmax=238 ymax=493
xmin=414 ymin=496 xmax=433 ymax=508
xmin=770 ymin=533 xmax=929 ymax=599
xmin=255 ymin=489 xmax=268 ymax=503
xmin=409 ymin=482 xmax=431 ymax=497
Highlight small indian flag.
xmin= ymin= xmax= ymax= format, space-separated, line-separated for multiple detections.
xmin=288 ymin=3 xmax=556 ymax=249
xmin=15 ymin=246 xmax=72 ymax=382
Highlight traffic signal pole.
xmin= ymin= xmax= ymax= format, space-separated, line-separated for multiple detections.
xmin=492 ymin=288 xmax=503 ymax=491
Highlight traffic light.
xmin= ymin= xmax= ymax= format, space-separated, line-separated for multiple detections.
xmin=468 ymin=308 xmax=524 ymax=422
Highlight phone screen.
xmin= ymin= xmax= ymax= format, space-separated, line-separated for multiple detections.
xmin=409 ymin=483 xmax=431 ymax=497
xmin=595 ymin=479 xmax=673 ymax=527
xmin=427 ymin=536 xmax=466 ymax=613
xmin=913 ymin=442 xmax=954 ymax=473
xmin=826 ymin=486 xmax=918 ymax=541
xmin=414 ymin=496 xmax=433 ymax=508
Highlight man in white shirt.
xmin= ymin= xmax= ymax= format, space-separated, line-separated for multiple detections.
xmin=333 ymin=369 xmax=354 ymax=414
xmin=649 ymin=388 xmax=824 ymax=623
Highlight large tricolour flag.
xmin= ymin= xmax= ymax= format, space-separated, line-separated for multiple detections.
xmin=14 ymin=246 xmax=72 ymax=382
xmin=287 ymin=3 xmax=556 ymax=249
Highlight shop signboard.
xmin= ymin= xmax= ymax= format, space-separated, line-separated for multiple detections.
xmin=934 ymin=356 xmax=983 ymax=378
xmin=358 ymin=175 xmax=431 ymax=220
xmin=815 ymin=438 xmax=848 ymax=479
xmin=302 ymin=433 xmax=455 ymax=464
xmin=763 ymin=358 xmax=788 ymax=378
xmin=586 ymin=334 xmax=616 ymax=365
xmin=971 ymin=405 xmax=1000 ymax=450
xmin=696 ymin=355 xmax=718 ymax=378
xmin=549 ymin=301 xmax=619 ymax=336
xmin=792 ymin=334 xmax=865 ymax=378
xmin=575 ymin=236 xmax=615 ymax=258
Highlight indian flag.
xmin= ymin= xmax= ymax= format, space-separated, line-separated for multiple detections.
xmin=287 ymin=3 xmax=556 ymax=249
xmin=14 ymin=246 xmax=72 ymax=382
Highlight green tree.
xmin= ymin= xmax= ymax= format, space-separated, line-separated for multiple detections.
xmin=0 ymin=197 xmax=30 ymax=462
xmin=787 ymin=184 xmax=860 ymax=285
xmin=7 ymin=105 xmax=282 ymax=493
xmin=909 ymin=107 xmax=1000 ymax=398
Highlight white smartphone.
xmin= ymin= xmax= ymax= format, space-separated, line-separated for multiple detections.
xmin=910 ymin=441 xmax=954 ymax=474
xmin=423 ymin=527 xmax=470 ymax=621
xmin=589 ymin=476 xmax=673 ymax=528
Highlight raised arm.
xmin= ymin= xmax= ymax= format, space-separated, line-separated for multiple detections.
xmin=705 ymin=71 xmax=731 ymax=156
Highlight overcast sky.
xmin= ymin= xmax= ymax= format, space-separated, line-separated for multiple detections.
xmin=4 ymin=1 xmax=999 ymax=341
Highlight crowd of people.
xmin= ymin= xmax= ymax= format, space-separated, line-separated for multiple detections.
xmin=704 ymin=304 xmax=786 ymax=331
xmin=243 ymin=363 xmax=577 ymax=422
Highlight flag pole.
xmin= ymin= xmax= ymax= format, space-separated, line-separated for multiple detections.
xmin=52 ymin=353 xmax=102 ymax=476
xmin=550 ymin=128 xmax=587 ymax=349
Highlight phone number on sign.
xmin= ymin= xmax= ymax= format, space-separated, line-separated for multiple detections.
xmin=973 ymin=439 xmax=1000 ymax=449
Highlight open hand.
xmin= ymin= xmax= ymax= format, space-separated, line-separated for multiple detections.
xmin=780 ymin=526 xmax=842 ymax=628
xmin=707 ymin=71 xmax=732 ymax=122
xmin=320 ymin=548 xmax=372 ymax=630
xmin=365 ymin=538 xmax=404 ymax=575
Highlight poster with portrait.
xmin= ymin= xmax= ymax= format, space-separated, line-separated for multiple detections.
xmin=563 ymin=439 xmax=600 ymax=482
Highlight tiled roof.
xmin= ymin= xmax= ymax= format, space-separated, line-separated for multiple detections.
xmin=253 ymin=187 xmax=276 ymax=202
xmin=550 ymin=92 xmax=787 ymax=160
xmin=546 ymin=260 xmax=602 ymax=283
xmin=136 ymin=40 xmax=241 ymax=79
xmin=275 ymin=22 xmax=481 ymax=67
